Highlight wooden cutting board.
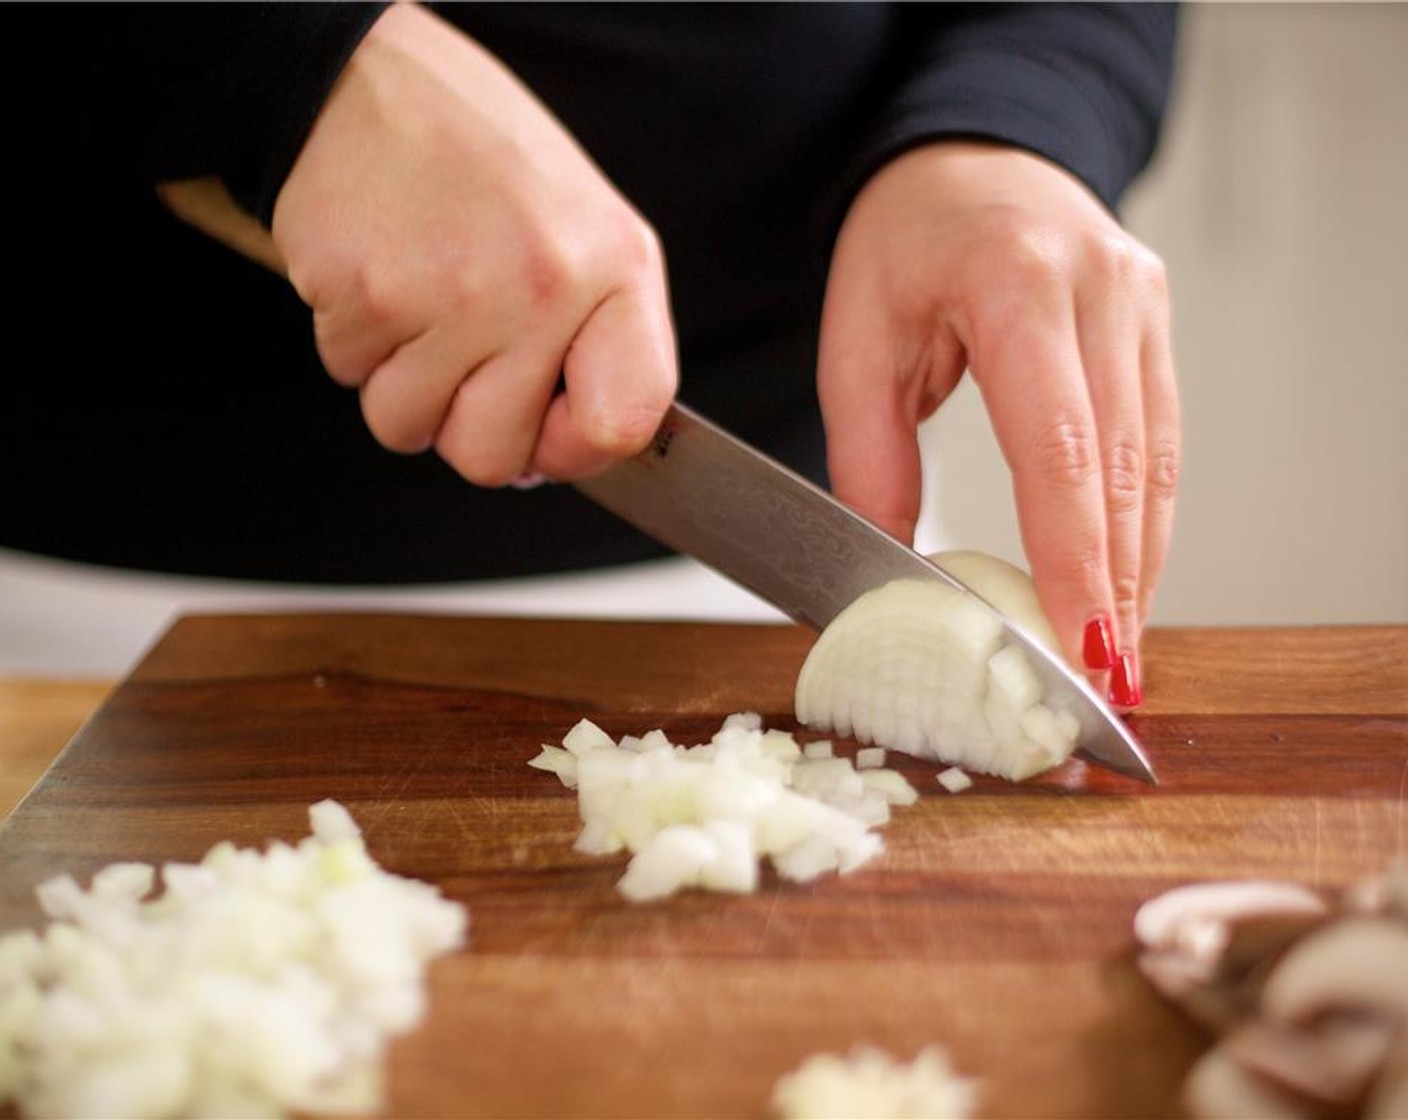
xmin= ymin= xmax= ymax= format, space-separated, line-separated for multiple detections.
xmin=1 ymin=615 xmax=1405 ymax=1119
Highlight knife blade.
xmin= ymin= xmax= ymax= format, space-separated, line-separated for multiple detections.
xmin=574 ymin=402 xmax=1156 ymax=784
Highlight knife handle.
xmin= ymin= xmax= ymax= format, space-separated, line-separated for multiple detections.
xmin=157 ymin=177 xmax=287 ymax=275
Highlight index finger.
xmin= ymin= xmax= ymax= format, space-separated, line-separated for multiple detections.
xmin=969 ymin=307 xmax=1113 ymax=671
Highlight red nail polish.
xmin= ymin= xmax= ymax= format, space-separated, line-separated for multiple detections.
xmin=1083 ymin=616 xmax=1117 ymax=670
xmin=1110 ymin=650 xmax=1142 ymax=708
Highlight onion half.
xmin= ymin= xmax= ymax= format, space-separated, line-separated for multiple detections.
xmin=795 ymin=551 xmax=1079 ymax=781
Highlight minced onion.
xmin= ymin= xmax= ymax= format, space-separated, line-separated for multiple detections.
xmin=771 ymin=1044 xmax=977 ymax=1119
xmin=795 ymin=551 xmax=1080 ymax=781
xmin=937 ymin=767 xmax=973 ymax=794
xmin=0 ymin=801 xmax=466 ymax=1119
xmin=529 ymin=714 xmax=920 ymax=901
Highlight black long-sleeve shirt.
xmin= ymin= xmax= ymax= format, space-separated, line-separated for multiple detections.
xmin=2 ymin=3 xmax=1177 ymax=583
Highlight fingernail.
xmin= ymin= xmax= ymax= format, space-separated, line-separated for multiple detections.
xmin=509 ymin=472 xmax=548 ymax=491
xmin=1082 ymin=615 xmax=1117 ymax=670
xmin=1109 ymin=649 xmax=1143 ymax=709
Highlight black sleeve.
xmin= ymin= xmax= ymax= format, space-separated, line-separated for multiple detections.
xmin=837 ymin=2 xmax=1178 ymax=218
xmin=55 ymin=4 xmax=389 ymax=224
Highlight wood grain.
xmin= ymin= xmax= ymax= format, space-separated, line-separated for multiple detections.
xmin=0 ymin=616 xmax=1404 ymax=1119
xmin=0 ymin=678 xmax=111 ymax=821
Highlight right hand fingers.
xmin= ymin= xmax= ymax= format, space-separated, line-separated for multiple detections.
xmin=530 ymin=249 xmax=677 ymax=481
xmin=362 ymin=227 xmax=675 ymax=484
xmin=971 ymin=296 xmax=1116 ymax=675
xmin=270 ymin=4 xmax=676 ymax=486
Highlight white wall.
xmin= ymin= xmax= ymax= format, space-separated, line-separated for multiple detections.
xmin=920 ymin=3 xmax=1408 ymax=625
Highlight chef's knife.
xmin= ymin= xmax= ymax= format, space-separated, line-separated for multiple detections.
xmin=574 ymin=401 xmax=1156 ymax=784
xmin=149 ymin=183 xmax=1153 ymax=782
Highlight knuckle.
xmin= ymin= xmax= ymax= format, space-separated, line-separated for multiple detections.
xmin=521 ymin=210 xmax=662 ymax=313
xmin=1110 ymin=572 xmax=1141 ymax=614
xmin=1032 ymin=419 xmax=1098 ymax=490
xmin=1088 ymin=234 xmax=1168 ymax=302
xmin=437 ymin=434 xmax=521 ymax=489
xmin=1135 ymin=244 xmax=1170 ymax=296
xmin=446 ymin=263 xmax=489 ymax=312
xmin=1002 ymin=224 xmax=1068 ymax=290
xmin=611 ymin=213 xmax=665 ymax=283
xmin=283 ymin=258 xmax=319 ymax=308
xmin=1086 ymin=231 xmax=1138 ymax=287
xmin=1103 ymin=437 xmax=1145 ymax=516
xmin=360 ymin=401 xmax=426 ymax=457
xmin=521 ymin=238 xmax=578 ymax=310
xmin=313 ymin=338 xmax=364 ymax=389
xmin=347 ymin=264 xmax=399 ymax=327
xmin=593 ymin=398 xmax=670 ymax=456
xmin=1044 ymin=545 xmax=1105 ymax=595
xmin=1146 ymin=440 xmax=1182 ymax=499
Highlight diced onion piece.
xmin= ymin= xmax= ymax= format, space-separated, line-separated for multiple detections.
xmin=938 ymin=767 xmax=973 ymax=794
xmin=760 ymin=730 xmax=804 ymax=762
xmin=723 ymin=712 xmax=764 ymax=732
xmin=619 ymin=826 xmax=721 ymax=902
xmin=532 ymin=717 xmax=926 ymax=900
xmin=855 ymin=747 xmax=887 ymax=771
xmin=859 ymin=769 xmax=919 ymax=806
xmin=772 ymin=1044 xmax=978 ymax=1120
xmin=773 ymin=834 xmax=845 ymax=883
xmin=562 ymin=718 xmax=616 ymax=756
xmin=308 ymin=798 xmax=362 ymax=844
xmin=0 ymin=802 xmax=466 ymax=1120
xmin=573 ymin=814 xmax=623 ymax=857
xmin=698 ymin=820 xmax=760 ymax=895
xmin=792 ymin=757 xmax=864 ymax=803
xmin=527 ymin=745 xmax=580 ymax=788
xmin=803 ymin=740 xmax=835 ymax=760
xmin=795 ymin=551 xmax=1078 ymax=781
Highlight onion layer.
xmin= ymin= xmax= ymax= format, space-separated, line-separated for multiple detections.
xmin=795 ymin=551 xmax=1079 ymax=781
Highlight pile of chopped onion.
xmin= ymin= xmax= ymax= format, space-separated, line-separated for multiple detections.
xmin=771 ymin=1044 xmax=977 ymax=1120
xmin=0 ymin=801 xmax=467 ymax=1119
xmin=529 ymin=714 xmax=919 ymax=901
xmin=795 ymin=551 xmax=1080 ymax=781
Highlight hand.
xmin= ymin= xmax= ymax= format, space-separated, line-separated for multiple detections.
xmin=270 ymin=4 xmax=676 ymax=485
xmin=817 ymin=142 xmax=1179 ymax=705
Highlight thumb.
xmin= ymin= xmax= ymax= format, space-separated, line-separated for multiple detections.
xmin=816 ymin=287 xmax=964 ymax=546
xmin=532 ymin=275 xmax=677 ymax=481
